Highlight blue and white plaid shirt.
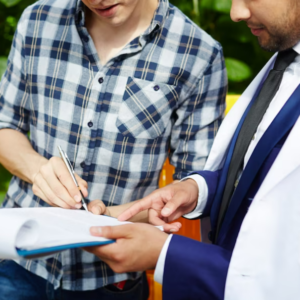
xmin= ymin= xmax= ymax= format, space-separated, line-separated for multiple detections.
xmin=0 ymin=0 xmax=227 ymax=291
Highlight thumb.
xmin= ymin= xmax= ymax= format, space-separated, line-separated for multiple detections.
xmin=90 ymin=224 xmax=132 ymax=239
xmin=88 ymin=200 xmax=107 ymax=215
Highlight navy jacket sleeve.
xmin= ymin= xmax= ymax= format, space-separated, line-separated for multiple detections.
xmin=163 ymin=234 xmax=231 ymax=300
xmin=189 ymin=170 xmax=220 ymax=218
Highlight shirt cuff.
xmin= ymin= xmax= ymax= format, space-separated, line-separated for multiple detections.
xmin=181 ymin=174 xmax=208 ymax=219
xmin=154 ymin=234 xmax=173 ymax=285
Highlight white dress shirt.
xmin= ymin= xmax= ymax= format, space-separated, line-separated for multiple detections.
xmin=154 ymin=42 xmax=300 ymax=285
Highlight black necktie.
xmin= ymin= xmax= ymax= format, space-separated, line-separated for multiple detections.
xmin=215 ymin=48 xmax=298 ymax=240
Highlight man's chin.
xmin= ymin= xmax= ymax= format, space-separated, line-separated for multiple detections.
xmin=257 ymin=37 xmax=280 ymax=52
xmin=257 ymin=34 xmax=300 ymax=52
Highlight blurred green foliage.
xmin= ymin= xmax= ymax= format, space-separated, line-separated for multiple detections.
xmin=0 ymin=0 xmax=272 ymax=203
xmin=171 ymin=0 xmax=272 ymax=93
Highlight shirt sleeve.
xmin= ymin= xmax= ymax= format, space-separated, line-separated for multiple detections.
xmin=154 ymin=234 xmax=173 ymax=285
xmin=170 ymin=44 xmax=227 ymax=180
xmin=155 ymin=233 xmax=231 ymax=299
xmin=0 ymin=12 xmax=30 ymax=134
xmin=163 ymin=234 xmax=231 ymax=300
xmin=181 ymin=174 xmax=208 ymax=219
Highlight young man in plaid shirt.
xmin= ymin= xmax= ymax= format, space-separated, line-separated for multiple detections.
xmin=0 ymin=0 xmax=227 ymax=299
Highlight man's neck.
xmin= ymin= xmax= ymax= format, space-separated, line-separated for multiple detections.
xmin=85 ymin=0 xmax=159 ymax=65
xmin=87 ymin=0 xmax=158 ymax=38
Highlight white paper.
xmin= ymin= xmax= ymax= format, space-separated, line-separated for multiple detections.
xmin=0 ymin=210 xmax=39 ymax=258
xmin=0 ymin=207 xmax=131 ymax=258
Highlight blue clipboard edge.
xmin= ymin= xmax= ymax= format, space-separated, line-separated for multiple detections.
xmin=16 ymin=240 xmax=115 ymax=258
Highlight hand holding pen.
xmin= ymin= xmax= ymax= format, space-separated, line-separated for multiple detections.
xmin=58 ymin=146 xmax=88 ymax=211
xmin=31 ymin=147 xmax=89 ymax=210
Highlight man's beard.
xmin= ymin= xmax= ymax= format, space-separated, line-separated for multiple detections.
xmin=257 ymin=19 xmax=300 ymax=52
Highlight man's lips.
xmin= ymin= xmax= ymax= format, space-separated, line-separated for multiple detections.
xmin=248 ymin=26 xmax=264 ymax=36
xmin=95 ymin=4 xmax=119 ymax=17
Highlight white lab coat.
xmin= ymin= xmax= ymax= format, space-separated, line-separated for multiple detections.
xmin=205 ymin=53 xmax=300 ymax=300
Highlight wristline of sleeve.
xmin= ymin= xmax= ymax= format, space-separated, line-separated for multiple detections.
xmin=182 ymin=170 xmax=219 ymax=220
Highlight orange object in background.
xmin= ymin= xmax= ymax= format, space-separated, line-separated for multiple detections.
xmin=146 ymin=95 xmax=240 ymax=300
xmin=146 ymin=158 xmax=201 ymax=300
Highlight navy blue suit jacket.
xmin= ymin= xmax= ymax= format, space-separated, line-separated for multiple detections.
xmin=162 ymin=84 xmax=300 ymax=300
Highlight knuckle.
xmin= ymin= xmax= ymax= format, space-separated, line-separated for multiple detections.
xmin=40 ymin=166 xmax=49 ymax=177
xmin=99 ymin=201 xmax=106 ymax=210
xmin=111 ymin=252 xmax=123 ymax=263
xmin=57 ymin=173 xmax=67 ymax=182
xmin=49 ymin=156 xmax=59 ymax=164
xmin=104 ymin=226 xmax=113 ymax=237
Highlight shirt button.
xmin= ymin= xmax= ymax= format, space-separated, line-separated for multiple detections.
xmin=154 ymin=85 xmax=160 ymax=91
xmin=83 ymin=36 xmax=89 ymax=43
xmin=80 ymin=162 xmax=86 ymax=169
xmin=88 ymin=121 xmax=93 ymax=128
xmin=98 ymin=77 xmax=104 ymax=84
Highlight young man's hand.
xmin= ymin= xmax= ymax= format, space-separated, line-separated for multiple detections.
xmin=84 ymin=223 xmax=168 ymax=273
xmin=32 ymin=157 xmax=88 ymax=209
xmin=118 ymin=179 xmax=199 ymax=227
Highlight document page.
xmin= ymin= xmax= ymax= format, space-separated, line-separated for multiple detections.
xmin=28 ymin=208 xmax=130 ymax=249
xmin=0 ymin=207 xmax=130 ymax=259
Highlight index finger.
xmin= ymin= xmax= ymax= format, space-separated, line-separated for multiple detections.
xmin=118 ymin=197 xmax=153 ymax=221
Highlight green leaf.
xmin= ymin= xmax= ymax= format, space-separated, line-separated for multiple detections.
xmin=0 ymin=57 xmax=7 ymax=78
xmin=0 ymin=0 xmax=22 ymax=7
xmin=225 ymin=58 xmax=252 ymax=82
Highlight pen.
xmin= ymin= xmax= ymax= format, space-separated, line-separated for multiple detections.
xmin=57 ymin=145 xmax=88 ymax=211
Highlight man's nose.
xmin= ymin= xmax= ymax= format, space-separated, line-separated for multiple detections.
xmin=230 ymin=0 xmax=251 ymax=22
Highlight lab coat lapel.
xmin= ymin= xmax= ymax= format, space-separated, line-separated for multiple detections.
xmin=254 ymin=116 xmax=300 ymax=202
xmin=218 ymin=84 xmax=300 ymax=243
xmin=205 ymin=54 xmax=277 ymax=171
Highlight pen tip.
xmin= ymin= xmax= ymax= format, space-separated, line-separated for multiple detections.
xmin=83 ymin=203 xmax=88 ymax=212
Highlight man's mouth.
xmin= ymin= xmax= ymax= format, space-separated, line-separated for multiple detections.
xmin=95 ymin=4 xmax=119 ymax=17
xmin=247 ymin=22 xmax=265 ymax=36
xmin=250 ymin=28 xmax=264 ymax=36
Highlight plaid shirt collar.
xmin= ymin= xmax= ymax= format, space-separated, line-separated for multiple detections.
xmin=75 ymin=0 xmax=169 ymax=38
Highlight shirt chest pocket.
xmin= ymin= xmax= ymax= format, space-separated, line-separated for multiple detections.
xmin=116 ymin=77 xmax=181 ymax=140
